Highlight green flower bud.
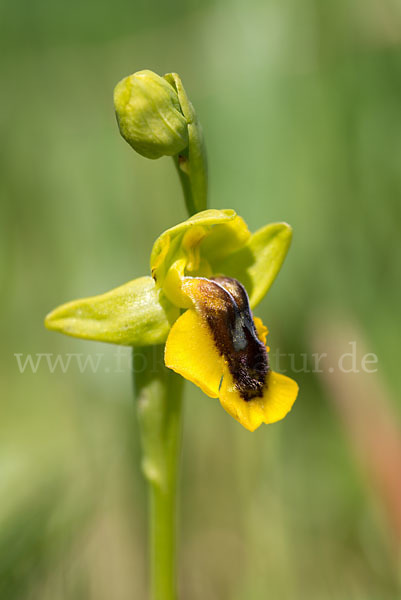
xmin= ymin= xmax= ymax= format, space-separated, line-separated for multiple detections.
xmin=114 ymin=69 xmax=189 ymax=159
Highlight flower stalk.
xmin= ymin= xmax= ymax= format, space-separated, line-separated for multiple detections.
xmin=134 ymin=345 xmax=183 ymax=600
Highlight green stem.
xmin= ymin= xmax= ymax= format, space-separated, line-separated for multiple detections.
xmin=149 ymin=394 xmax=182 ymax=600
xmin=172 ymin=139 xmax=207 ymax=217
xmin=133 ymin=345 xmax=183 ymax=600
xmin=165 ymin=72 xmax=208 ymax=216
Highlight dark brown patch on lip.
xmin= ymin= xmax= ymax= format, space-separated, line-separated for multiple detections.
xmin=189 ymin=277 xmax=269 ymax=401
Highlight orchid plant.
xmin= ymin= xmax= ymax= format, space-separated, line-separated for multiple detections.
xmin=45 ymin=69 xmax=298 ymax=600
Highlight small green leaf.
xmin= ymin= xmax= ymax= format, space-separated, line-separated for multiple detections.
xmin=211 ymin=222 xmax=293 ymax=309
xmin=165 ymin=72 xmax=208 ymax=215
xmin=45 ymin=276 xmax=179 ymax=346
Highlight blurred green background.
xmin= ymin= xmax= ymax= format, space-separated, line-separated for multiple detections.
xmin=2 ymin=0 xmax=401 ymax=598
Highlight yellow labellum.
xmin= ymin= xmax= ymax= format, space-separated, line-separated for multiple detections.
xmin=165 ymin=277 xmax=298 ymax=431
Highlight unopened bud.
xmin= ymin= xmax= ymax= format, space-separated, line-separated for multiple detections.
xmin=114 ymin=69 xmax=188 ymax=159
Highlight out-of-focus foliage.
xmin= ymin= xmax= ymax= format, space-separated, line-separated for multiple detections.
xmin=1 ymin=0 xmax=401 ymax=598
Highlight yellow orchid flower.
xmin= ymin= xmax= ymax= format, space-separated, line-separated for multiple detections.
xmin=45 ymin=209 xmax=298 ymax=431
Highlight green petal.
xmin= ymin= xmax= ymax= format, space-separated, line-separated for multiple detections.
xmin=150 ymin=208 xmax=249 ymax=285
xmin=45 ymin=276 xmax=179 ymax=346
xmin=210 ymin=222 xmax=293 ymax=309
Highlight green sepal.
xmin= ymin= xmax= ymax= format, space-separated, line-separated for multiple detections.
xmin=150 ymin=208 xmax=250 ymax=286
xmin=211 ymin=222 xmax=293 ymax=309
xmin=45 ymin=276 xmax=179 ymax=346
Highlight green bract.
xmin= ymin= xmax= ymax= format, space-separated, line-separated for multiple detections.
xmin=114 ymin=70 xmax=188 ymax=159
xmin=45 ymin=210 xmax=292 ymax=346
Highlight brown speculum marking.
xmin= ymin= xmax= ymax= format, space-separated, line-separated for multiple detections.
xmin=190 ymin=276 xmax=269 ymax=401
